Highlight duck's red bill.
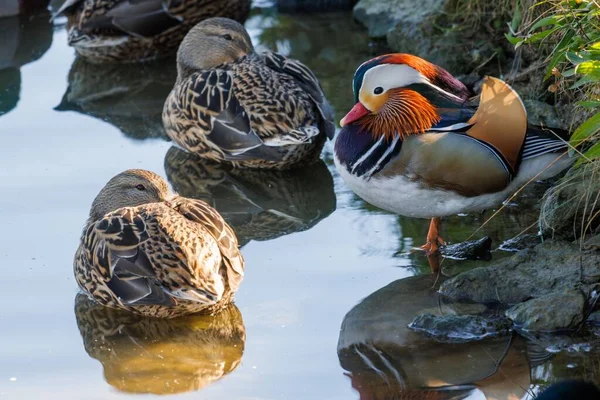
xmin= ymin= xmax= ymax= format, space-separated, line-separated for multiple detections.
xmin=340 ymin=102 xmax=370 ymax=127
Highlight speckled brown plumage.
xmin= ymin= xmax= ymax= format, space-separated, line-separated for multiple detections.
xmin=54 ymin=0 xmax=250 ymax=63
xmin=74 ymin=169 xmax=244 ymax=318
xmin=163 ymin=18 xmax=335 ymax=169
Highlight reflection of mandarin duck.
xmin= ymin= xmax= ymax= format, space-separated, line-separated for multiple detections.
xmin=163 ymin=18 xmax=335 ymax=170
xmin=53 ymin=0 xmax=250 ymax=63
xmin=164 ymin=146 xmax=336 ymax=246
xmin=334 ymin=54 xmax=573 ymax=257
xmin=74 ymin=169 xmax=244 ymax=318
xmin=74 ymin=294 xmax=245 ymax=395
xmin=55 ymin=57 xmax=175 ymax=140
xmin=337 ymin=274 xmax=531 ymax=400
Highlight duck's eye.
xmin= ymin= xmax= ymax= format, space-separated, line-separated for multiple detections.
xmin=222 ymin=34 xmax=233 ymax=41
xmin=374 ymin=87 xmax=384 ymax=95
xmin=135 ymin=184 xmax=146 ymax=191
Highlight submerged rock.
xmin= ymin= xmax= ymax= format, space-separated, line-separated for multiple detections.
xmin=506 ymin=290 xmax=586 ymax=332
xmin=441 ymin=236 xmax=492 ymax=260
xmin=439 ymin=241 xmax=600 ymax=305
xmin=409 ymin=313 xmax=512 ymax=343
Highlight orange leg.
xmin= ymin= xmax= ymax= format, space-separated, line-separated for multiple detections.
xmin=420 ymin=217 xmax=446 ymax=255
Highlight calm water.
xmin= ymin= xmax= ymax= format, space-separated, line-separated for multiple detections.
xmin=1 ymin=3 xmax=598 ymax=399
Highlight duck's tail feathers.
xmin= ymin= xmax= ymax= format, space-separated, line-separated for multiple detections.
xmin=522 ymin=125 xmax=571 ymax=161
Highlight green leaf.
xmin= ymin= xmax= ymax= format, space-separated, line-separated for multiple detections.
xmin=570 ymin=75 xmax=597 ymax=89
xmin=570 ymin=111 xmax=600 ymax=148
xmin=510 ymin=5 xmax=522 ymax=31
xmin=577 ymin=100 xmax=600 ymax=108
xmin=530 ymin=15 xmax=561 ymax=32
xmin=505 ymin=33 xmax=522 ymax=46
xmin=567 ymin=51 xmax=586 ymax=65
xmin=590 ymin=41 xmax=600 ymax=50
xmin=576 ymin=141 xmax=600 ymax=166
xmin=562 ymin=68 xmax=577 ymax=77
xmin=576 ymin=60 xmax=600 ymax=80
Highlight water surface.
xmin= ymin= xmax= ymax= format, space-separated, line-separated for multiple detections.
xmin=1 ymin=2 xmax=597 ymax=399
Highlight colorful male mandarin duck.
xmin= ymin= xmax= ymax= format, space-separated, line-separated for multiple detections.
xmin=334 ymin=54 xmax=572 ymax=255
xmin=74 ymin=169 xmax=244 ymax=318
xmin=163 ymin=17 xmax=335 ymax=170
xmin=53 ymin=0 xmax=250 ymax=63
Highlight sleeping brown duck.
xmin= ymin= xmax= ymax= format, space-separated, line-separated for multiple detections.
xmin=74 ymin=169 xmax=244 ymax=318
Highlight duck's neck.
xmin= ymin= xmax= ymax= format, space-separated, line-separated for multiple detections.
xmin=334 ymin=124 xmax=403 ymax=178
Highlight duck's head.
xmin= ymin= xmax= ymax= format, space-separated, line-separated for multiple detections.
xmin=176 ymin=17 xmax=254 ymax=79
xmin=340 ymin=54 xmax=471 ymax=140
xmin=89 ymin=169 xmax=175 ymax=221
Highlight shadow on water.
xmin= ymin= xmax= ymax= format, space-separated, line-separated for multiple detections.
xmin=337 ymin=274 xmax=532 ymax=399
xmin=74 ymin=293 xmax=245 ymax=395
xmin=54 ymin=57 xmax=176 ymax=141
xmin=164 ymin=146 xmax=336 ymax=246
xmin=0 ymin=11 xmax=53 ymax=116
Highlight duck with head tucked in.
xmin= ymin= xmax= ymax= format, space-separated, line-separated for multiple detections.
xmin=163 ymin=17 xmax=335 ymax=170
xmin=334 ymin=54 xmax=573 ymax=257
xmin=53 ymin=0 xmax=251 ymax=63
xmin=74 ymin=169 xmax=244 ymax=318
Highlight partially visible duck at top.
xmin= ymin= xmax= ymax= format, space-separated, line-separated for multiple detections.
xmin=53 ymin=0 xmax=251 ymax=63
xmin=163 ymin=17 xmax=335 ymax=170
xmin=334 ymin=53 xmax=573 ymax=257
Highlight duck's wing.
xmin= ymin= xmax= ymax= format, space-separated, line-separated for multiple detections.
xmin=172 ymin=197 xmax=244 ymax=293
xmin=166 ymin=69 xmax=286 ymax=162
xmin=55 ymin=0 xmax=182 ymax=38
xmin=94 ymin=205 xmax=226 ymax=307
xmin=262 ymin=51 xmax=336 ymax=139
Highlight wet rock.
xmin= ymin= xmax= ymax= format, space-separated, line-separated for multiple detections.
xmin=505 ymin=290 xmax=586 ymax=332
xmin=409 ymin=313 xmax=513 ymax=343
xmin=441 ymin=236 xmax=492 ymax=260
xmin=439 ymin=241 xmax=600 ymax=304
xmin=498 ymin=233 xmax=541 ymax=252
xmin=353 ymin=0 xmax=446 ymax=38
xmin=523 ymin=100 xmax=565 ymax=129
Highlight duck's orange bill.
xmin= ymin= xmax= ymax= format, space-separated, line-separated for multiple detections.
xmin=340 ymin=102 xmax=370 ymax=127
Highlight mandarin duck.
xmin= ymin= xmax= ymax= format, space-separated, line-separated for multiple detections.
xmin=162 ymin=17 xmax=335 ymax=170
xmin=334 ymin=54 xmax=573 ymax=256
xmin=74 ymin=169 xmax=244 ymax=318
xmin=53 ymin=0 xmax=250 ymax=63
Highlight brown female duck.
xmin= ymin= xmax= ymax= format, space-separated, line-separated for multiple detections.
xmin=53 ymin=0 xmax=251 ymax=63
xmin=162 ymin=17 xmax=335 ymax=170
xmin=74 ymin=169 xmax=244 ymax=318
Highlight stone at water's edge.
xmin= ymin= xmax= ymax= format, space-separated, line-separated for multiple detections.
xmin=439 ymin=241 xmax=600 ymax=331
xmin=353 ymin=0 xmax=500 ymax=74
xmin=505 ymin=290 xmax=586 ymax=332
xmin=439 ymin=241 xmax=600 ymax=305
xmin=353 ymin=0 xmax=446 ymax=38
xmin=440 ymin=236 xmax=492 ymax=260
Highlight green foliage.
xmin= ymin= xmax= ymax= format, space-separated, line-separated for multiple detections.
xmin=509 ymin=0 xmax=600 ymax=164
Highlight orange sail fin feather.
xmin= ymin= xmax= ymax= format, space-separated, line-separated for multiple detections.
xmin=360 ymin=88 xmax=440 ymax=141
xmin=466 ymin=77 xmax=528 ymax=172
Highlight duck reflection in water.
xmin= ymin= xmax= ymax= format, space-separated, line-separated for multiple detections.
xmin=164 ymin=146 xmax=336 ymax=246
xmin=0 ymin=10 xmax=52 ymax=116
xmin=74 ymin=293 xmax=245 ymax=395
xmin=337 ymin=274 xmax=532 ymax=400
xmin=55 ymin=57 xmax=177 ymax=140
